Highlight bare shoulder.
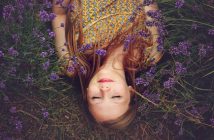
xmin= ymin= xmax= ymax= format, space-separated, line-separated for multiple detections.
xmin=52 ymin=0 xmax=71 ymax=15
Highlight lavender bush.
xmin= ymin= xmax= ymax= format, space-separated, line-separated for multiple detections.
xmin=0 ymin=0 xmax=214 ymax=139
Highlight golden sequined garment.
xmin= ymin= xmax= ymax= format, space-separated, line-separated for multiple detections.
xmin=69 ymin=0 xmax=157 ymax=65
xmin=69 ymin=0 xmax=149 ymax=45
xmin=81 ymin=0 xmax=143 ymax=45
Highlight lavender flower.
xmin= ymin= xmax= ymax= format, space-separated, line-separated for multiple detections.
xmin=124 ymin=35 xmax=134 ymax=51
xmin=163 ymin=77 xmax=176 ymax=89
xmin=191 ymin=23 xmax=198 ymax=30
xmin=0 ymin=51 xmax=4 ymax=58
xmin=12 ymin=34 xmax=20 ymax=43
xmin=139 ymin=30 xmax=150 ymax=38
xmin=50 ymin=72 xmax=59 ymax=81
xmin=210 ymin=118 xmax=214 ymax=126
xmin=174 ymin=118 xmax=183 ymax=126
xmin=67 ymin=3 xmax=75 ymax=12
xmin=41 ymin=108 xmax=49 ymax=119
xmin=40 ymin=51 xmax=48 ymax=58
xmin=79 ymin=44 xmax=91 ymax=52
xmin=146 ymin=10 xmax=162 ymax=20
xmin=49 ymin=13 xmax=56 ymax=21
xmin=169 ymin=46 xmax=180 ymax=55
xmin=8 ymin=47 xmax=19 ymax=57
xmin=80 ymin=66 xmax=87 ymax=75
xmin=42 ymin=59 xmax=50 ymax=71
xmin=3 ymin=4 xmax=15 ymax=21
xmin=67 ymin=65 xmax=75 ymax=73
xmin=178 ymin=41 xmax=191 ymax=56
xmin=198 ymin=45 xmax=207 ymax=57
xmin=145 ymin=20 xmax=155 ymax=27
xmin=175 ymin=62 xmax=187 ymax=74
xmin=44 ymin=0 xmax=52 ymax=8
xmin=15 ymin=120 xmax=23 ymax=132
xmin=143 ymin=0 xmax=154 ymax=6
xmin=48 ymin=47 xmax=55 ymax=55
xmin=39 ymin=10 xmax=56 ymax=22
xmin=70 ymin=55 xmax=79 ymax=66
xmin=25 ymin=75 xmax=33 ymax=86
xmin=208 ymin=29 xmax=214 ymax=35
xmin=175 ymin=0 xmax=185 ymax=9
xmin=48 ymin=31 xmax=55 ymax=38
xmin=95 ymin=49 xmax=107 ymax=56
xmin=189 ymin=107 xmax=201 ymax=116
xmin=135 ymin=77 xmax=149 ymax=86
xmin=55 ymin=0 xmax=63 ymax=5
xmin=142 ymin=90 xmax=160 ymax=103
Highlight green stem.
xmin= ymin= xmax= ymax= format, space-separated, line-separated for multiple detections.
xmin=166 ymin=18 xmax=214 ymax=28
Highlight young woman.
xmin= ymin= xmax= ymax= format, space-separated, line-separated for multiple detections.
xmin=52 ymin=0 xmax=163 ymax=129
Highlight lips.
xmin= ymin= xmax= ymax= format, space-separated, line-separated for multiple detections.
xmin=98 ymin=78 xmax=114 ymax=83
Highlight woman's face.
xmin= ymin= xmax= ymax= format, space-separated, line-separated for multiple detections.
xmin=87 ymin=68 xmax=132 ymax=122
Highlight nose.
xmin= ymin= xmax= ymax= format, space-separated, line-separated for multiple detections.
xmin=100 ymin=85 xmax=110 ymax=92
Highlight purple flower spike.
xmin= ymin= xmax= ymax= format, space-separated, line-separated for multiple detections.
xmin=80 ymin=66 xmax=87 ymax=75
xmin=139 ymin=30 xmax=150 ymax=38
xmin=67 ymin=65 xmax=75 ymax=73
xmin=41 ymin=108 xmax=49 ymax=119
xmin=198 ymin=45 xmax=207 ymax=57
xmin=145 ymin=20 xmax=155 ymax=27
xmin=48 ymin=31 xmax=55 ymax=38
xmin=175 ymin=0 xmax=185 ymax=9
xmin=175 ymin=62 xmax=187 ymax=74
xmin=50 ymin=72 xmax=59 ymax=81
xmin=146 ymin=10 xmax=162 ymax=20
xmin=3 ymin=4 xmax=15 ymax=21
xmin=15 ymin=120 xmax=23 ymax=131
xmin=124 ymin=35 xmax=134 ymax=51
xmin=210 ymin=118 xmax=214 ymax=126
xmin=191 ymin=23 xmax=198 ymax=30
xmin=8 ymin=47 xmax=19 ymax=57
xmin=95 ymin=49 xmax=107 ymax=56
xmin=55 ymin=0 xmax=63 ymax=5
xmin=135 ymin=77 xmax=150 ymax=86
xmin=40 ymin=51 xmax=48 ymax=58
xmin=163 ymin=77 xmax=176 ymax=89
xmin=42 ymin=59 xmax=50 ymax=71
xmin=208 ymin=29 xmax=214 ymax=35
xmin=39 ymin=10 xmax=56 ymax=22
xmin=143 ymin=0 xmax=154 ymax=6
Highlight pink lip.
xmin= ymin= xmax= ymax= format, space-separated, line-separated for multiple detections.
xmin=98 ymin=78 xmax=114 ymax=83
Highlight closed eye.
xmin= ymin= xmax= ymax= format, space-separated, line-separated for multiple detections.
xmin=91 ymin=96 xmax=101 ymax=100
xmin=112 ymin=96 xmax=121 ymax=98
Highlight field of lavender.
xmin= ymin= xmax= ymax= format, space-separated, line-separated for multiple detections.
xmin=0 ymin=0 xmax=214 ymax=139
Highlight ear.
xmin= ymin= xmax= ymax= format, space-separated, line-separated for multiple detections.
xmin=128 ymin=86 xmax=135 ymax=97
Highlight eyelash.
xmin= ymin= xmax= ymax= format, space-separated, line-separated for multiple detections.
xmin=91 ymin=96 xmax=121 ymax=99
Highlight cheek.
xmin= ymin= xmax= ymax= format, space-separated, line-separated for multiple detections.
xmin=87 ymin=84 xmax=97 ymax=96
